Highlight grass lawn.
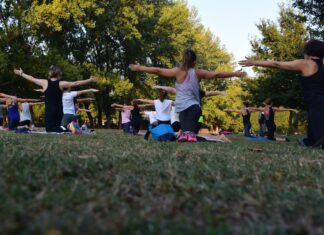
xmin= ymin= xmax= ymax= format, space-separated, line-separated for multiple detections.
xmin=0 ymin=130 xmax=323 ymax=235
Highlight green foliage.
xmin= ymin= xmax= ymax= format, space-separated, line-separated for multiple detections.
xmin=293 ymin=0 xmax=324 ymax=39
xmin=203 ymin=80 xmax=246 ymax=131
xmin=243 ymin=5 xmax=308 ymax=133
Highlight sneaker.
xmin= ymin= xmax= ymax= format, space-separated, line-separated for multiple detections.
xmin=178 ymin=132 xmax=189 ymax=142
xmin=67 ymin=122 xmax=82 ymax=135
xmin=187 ymin=132 xmax=197 ymax=142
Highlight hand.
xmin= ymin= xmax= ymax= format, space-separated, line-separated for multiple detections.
xmin=90 ymin=76 xmax=98 ymax=82
xmin=91 ymin=89 xmax=99 ymax=93
xmin=34 ymin=89 xmax=45 ymax=93
xmin=238 ymin=59 xmax=255 ymax=67
xmin=234 ymin=69 xmax=247 ymax=77
xmin=111 ymin=103 xmax=117 ymax=107
xmin=14 ymin=68 xmax=23 ymax=76
xmin=129 ymin=64 xmax=141 ymax=72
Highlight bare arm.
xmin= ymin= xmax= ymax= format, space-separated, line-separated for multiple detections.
xmin=16 ymin=98 xmax=40 ymax=102
xmin=224 ymin=109 xmax=241 ymax=114
xmin=14 ymin=68 xmax=47 ymax=89
xmin=0 ymin=93 xmax=16 ymax=99
xmin=111 ymin=103 xmax=134 ymax=110
xmin=134 ymin=99 xmax=155 ymax=105
xmin=60 ymin=76 xmax=98 ymax=89
xmin=76 ymin=89 xmax=99 ymax=96
xmin=239 ymin=59 xmax=306 ymax=72
xmin=77 ymin=108 xmax=91 ymax=113
xmin=205 ymin=91 xmax=227 ymax=97
xmin=154 ymin=85 xmax=176 ymax=94
xmin=273 ymin=107 xmax=298 ymax=113
xmin=197 ymin=69 xmax=247 ymax=80
xmin=139 ymin=104 xmax=153 ymax=109
xmin=129 ymin=64 xmax=179 ymax=78
xmin=29 ymin=102 xmax=45 ymax=106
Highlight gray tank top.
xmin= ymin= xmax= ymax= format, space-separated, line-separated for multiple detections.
xmin=175 ymin=68 xmax=201 ymax=112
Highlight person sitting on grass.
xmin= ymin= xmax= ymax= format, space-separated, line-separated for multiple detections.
xmin=224 ymin=102 xmax=259 ymax=137
xmin=111 ymin=101 xmax=152 ymax=135
xmin=239 ymin=39 xmax=324 ymax=147
xmin=134 ymin=89 xmax=174 ymax=140
xmin=154 ymin=85 xmax=227 ymax=133
xmin=19 ymin=100 xmax=44 ymax=129
xmin=14 ymin=66 xmax=98 ymax=133
xmin=61 ymin=88 xmax=98 ymax=134
xmin=251 ymin=99 xmax=298 ymax=142
xmin=129 ymin=49 xmax=245 ymax=142
xmin=3 ymin=96 xmax=39 ymax=130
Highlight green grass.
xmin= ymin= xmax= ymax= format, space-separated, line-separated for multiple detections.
xmin=0 ymin=130 xmax=323 ymax=235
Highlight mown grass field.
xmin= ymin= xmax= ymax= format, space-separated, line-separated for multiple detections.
xmin=0 ymin=130 xmax=323 ymax=235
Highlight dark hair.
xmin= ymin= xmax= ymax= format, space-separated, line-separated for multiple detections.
xmin=48 ymin=65 xmax=62 ymax=79
xmin=263 ymin=98 xmax=272 ymax=106
xmin=159 ymin=89 xmax=167 ymax=101
xmin=304 ymin=39 xmax=324 ymax=58
xmin=181 ymin=49 xmax=197 ymax=70
xmin=132 ymin=100 xmax=139 ymax=108
xmin=243 ymin=102 xmax=250 ymax=107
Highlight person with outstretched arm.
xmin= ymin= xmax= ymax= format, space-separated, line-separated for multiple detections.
xmin=14 ymin=66 xmax=98 ymax=133
xmin=239 ymin=39 xmax=324 ymax=147
xmin=61 ymin=88 xmax=99 ymax=133
xmin=129 ymin=49 xmax=246 ymax=142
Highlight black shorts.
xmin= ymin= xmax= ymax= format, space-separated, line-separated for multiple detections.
xmin=0 ymin=118 xmax=3 ymax=126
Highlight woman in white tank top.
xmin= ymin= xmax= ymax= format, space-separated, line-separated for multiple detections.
xmin=129 ymin=49 xmax=246 ymax=142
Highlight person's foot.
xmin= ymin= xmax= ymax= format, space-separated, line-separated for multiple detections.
xmin=178 ymin=132 xmax=189 ymax=142
xmin=187 ymin=132 xmax=197 ymax=142
xmin=298 ymin=138 xmax=307 ymax=147
xmin=67 ymin=122 xmax=82 ymax=135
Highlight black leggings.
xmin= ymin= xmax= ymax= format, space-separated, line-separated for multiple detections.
xmin=306 ymin=103 xmax=324 ymax=146
xmin=179 ymin=105 xmax=202 ymax=134
xmin=266 ymin=121 xmax=276 ymax=141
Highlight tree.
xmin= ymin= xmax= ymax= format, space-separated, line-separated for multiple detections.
xmin=293 ymin=0 xmax=324 ymax=39
xmin=244 ymin=5 xmax=308 ymax=133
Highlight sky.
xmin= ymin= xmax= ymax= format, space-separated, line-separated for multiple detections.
xmin=187 ymin=0 xmax=285 ymax=73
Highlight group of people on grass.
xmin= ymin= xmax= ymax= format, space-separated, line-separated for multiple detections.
xmin=112 ymin=39 xmax=324 ymax=146
xmin=1 ymin=39 xmax=323 ymax=147
xmin=0 ymin=66 xmax=98 ymax=133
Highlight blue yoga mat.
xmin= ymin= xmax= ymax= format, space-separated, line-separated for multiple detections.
xmin=246 ymin=137 xmax=270 ymax=141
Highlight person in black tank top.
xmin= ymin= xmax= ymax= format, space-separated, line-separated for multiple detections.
xmin=112 ymin=101 xmax=152 ymax=135
xmin=14 ymin=66 xmax=98 ymax=133
xmin=239 ymin=39 xmax=324 ymax=147
xmin=224 ymin=102 xmax=256 ymax=137
xmin=45 ymin=80 xmax=64 ymax=132
xmin=255 ymin=99 xmax=298 ymax=141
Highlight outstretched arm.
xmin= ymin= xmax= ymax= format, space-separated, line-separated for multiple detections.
xmin=14 ymin=68 xmax=47 ymax=89
xmin=205 ymin=91 xmax=227 ymax=97
xmin=224 ymin=109 xmax=241 ymax=114
xmin=76 ymin=89 xmax=99 ymax=96
xmin=17 ymin=98 xmax=40 ymax=102
xmin=134 ymin=99 xmax=155 ymax=105
xmin=60 ymin=76 xmax=98 ymax=89
xmin=273 ymin=107 xmax=298 ymax=113
xmin=197 ymin=69 xmax=247 ymax=80
xmin=29 ymin=102 xmax=45 ymax=106
xmin=239 ymin=59 xmax=306 ymax=72
xmin=0 ymin=93 xmax=15 ymax=99
xmin=111 ymin=103 xmax=134 ymax=110
xmin=154 ymin=85 xmax=176 ymax=94
xmin=129 ymin=64 xmax=179 ymax=78
xmin=77 ymin=108 xmax=91 ymax=113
